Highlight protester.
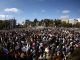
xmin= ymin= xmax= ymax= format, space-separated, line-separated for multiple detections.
xmin=0 ymin=27 xmax=80 ymax=60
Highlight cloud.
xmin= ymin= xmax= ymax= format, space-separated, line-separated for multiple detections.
xmin=60 ymin=15 xmax=69 ymax=18
xmin=0 ymin=15 xmax=6 ymax=18
xmin=4 ymin=8 xmax=19 ymax=13
xmin=0 ymin=14 xmax=12 ymax=20
xmin=62 ymin=10 xmax=70 ymax=14
xmin=77 ymin=18 xmax=80 ymax=22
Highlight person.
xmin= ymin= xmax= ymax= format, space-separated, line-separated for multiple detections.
xmin=0 ymin=27 xmax=80 ymax=60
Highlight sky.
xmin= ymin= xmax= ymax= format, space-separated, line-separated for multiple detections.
xmin=0 ymin=0 xmax=80 ymax=23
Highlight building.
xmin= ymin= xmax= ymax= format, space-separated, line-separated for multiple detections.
xmin=0 ymin=18 xmax=16 ymax=29
xmin=61 ymin=17 xmax=69 ymax=23
xmin=69 ymin=19 xmax=78 ymax=24
xmin=9 ymin=18 xmax=16 ymax=29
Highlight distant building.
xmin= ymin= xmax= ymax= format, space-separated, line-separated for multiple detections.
xmin=9 ymin=19 xmax=16 ymax=29
xmin=61 ymin=17 xmax=69 ymax=23
xmin=0 ymin=18 xmax=16 ymax=29
xmin=69 ymin=19 xmax=78 ymax=24
xmin=74 ymin=19 xmax=78 ymax=24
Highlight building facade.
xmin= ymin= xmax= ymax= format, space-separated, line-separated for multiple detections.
xmin=0 ymin=18 xmax=16 ymax=29
xmin=61 ymin=18 xmax=69 ymax=23
xmin=9 ymin=19 xmax=16 ymax=29
xmin=69 ymin=19 xmax=78 ymax=24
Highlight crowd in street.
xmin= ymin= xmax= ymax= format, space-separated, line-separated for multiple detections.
xmin=0 ymin=27 xmax=80 ymax=60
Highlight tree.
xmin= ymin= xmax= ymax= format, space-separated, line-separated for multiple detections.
xmin=0 ymin=20 xmax=10 ymax=29
xmin=0 ymin=20 xmax=3 ymax=29
xmin=25 ymin=20 xmax=31 ymax=27
xmin=54 ymin=19 xmax=61 ymax=27
xmin=34 ymin=18 xmax=38 ymax=26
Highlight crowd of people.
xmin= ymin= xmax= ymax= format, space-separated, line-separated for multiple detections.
xmin=0 ymin=27 xmax=80 ymax=60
